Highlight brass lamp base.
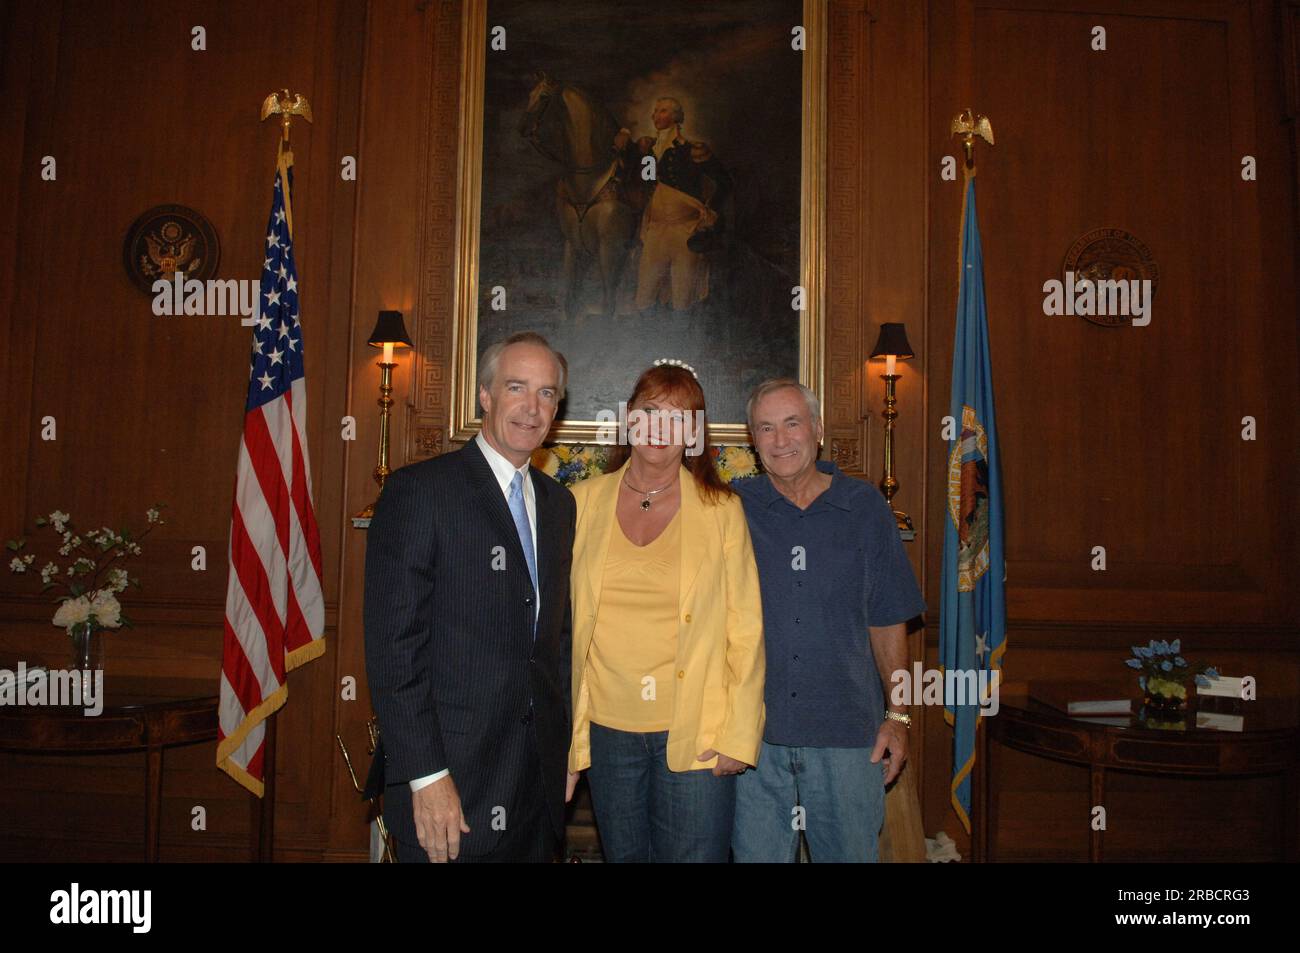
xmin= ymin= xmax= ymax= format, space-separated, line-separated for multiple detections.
xmin=353 ymin=359 xmax=396 ymax=529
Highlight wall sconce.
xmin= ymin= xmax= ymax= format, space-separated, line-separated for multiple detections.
xmin=354 ymin=310 xmax=413 ymax=521
xmin=867 ymin=322 xmax=915 ymax=535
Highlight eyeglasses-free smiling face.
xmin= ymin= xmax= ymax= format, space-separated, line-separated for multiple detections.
xmin=627 ymin=394 xmax=695 ymax=466
xmin=478 ymin=342 xmax=562 ymax=467
xmin=751 ymin=386 xmax=823 ymax=481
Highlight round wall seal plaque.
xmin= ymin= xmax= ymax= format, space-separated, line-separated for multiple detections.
xmin=122 ymin=204 xmax=220 ymax=295
xmin=1062 ymin=227 xmax=1158 ymax=327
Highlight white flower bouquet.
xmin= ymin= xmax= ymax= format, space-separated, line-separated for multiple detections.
xmin=7 ymin=505 xmax=165 ymax=637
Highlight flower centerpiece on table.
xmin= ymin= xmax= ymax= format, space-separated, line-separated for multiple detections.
xmin=6 ymin=506 xmax=165 ymax=666
xmin=1124 ymin=638 xmax=1218 ymax=716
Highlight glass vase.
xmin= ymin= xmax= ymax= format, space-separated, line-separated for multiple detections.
xmin=69 ymin=621 xmax=104 ymax=705
xmin=68 ymin=616 xmax=104 ymax=707
xmin=1140 ymin=675 xmax=1190 ymax=715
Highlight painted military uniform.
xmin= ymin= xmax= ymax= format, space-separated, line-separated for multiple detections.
xmin=620 ymin=127 xmax=731 ymax=311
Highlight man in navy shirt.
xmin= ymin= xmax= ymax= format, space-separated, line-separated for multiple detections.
xmin=731 ymin=379 xmax=925 ymax=862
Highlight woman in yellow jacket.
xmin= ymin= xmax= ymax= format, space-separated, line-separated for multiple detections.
xmin=563 ymin=362 xmax=765 ymax=862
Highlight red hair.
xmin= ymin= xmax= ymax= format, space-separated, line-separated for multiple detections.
xmin=605 ymin=365 xmax=731 ymax=504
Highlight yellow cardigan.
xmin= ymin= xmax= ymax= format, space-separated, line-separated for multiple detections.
xmin=568 ymin=463 xmax=766 ymax=773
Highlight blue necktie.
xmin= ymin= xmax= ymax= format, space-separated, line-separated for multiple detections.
xmin=508 ymin=471 xmax=539 ymax=631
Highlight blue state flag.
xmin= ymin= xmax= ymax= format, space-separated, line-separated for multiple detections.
xmin=939 ymin=172 xmax=1006 ymax=833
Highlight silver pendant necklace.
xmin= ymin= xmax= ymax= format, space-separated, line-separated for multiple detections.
xmin=623 ymin=473 xmax=675 ymax=510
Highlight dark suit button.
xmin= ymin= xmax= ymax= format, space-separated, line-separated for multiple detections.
xmin=524 ymin=595 xmax=534 ymax=605
xmin=521 ymin=710 xmax=534 ymax=725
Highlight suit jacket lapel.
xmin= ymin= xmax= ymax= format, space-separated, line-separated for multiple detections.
xmin=584 ymin=467 xmax=623 ymax=617
xmin=531 ymin=465 xmax=553 ymax=595
xmin=678 ymin=468 xmax=707 ymax=606
xmin=463 ymin=439 xmax=529 ymax=583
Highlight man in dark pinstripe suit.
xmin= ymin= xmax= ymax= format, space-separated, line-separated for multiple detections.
xmin=364 ymin=332 xmax=576 ymax=862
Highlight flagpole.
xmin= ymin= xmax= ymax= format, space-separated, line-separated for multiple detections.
xmin=949 ymin=107 xmax=993 ymax=171
xmin=235 ymin=90 xmax=312 ymax=856
xmin=260 ymin=89 xmax=314 ymax=145
xmin=944 ymin=107 xmax=1003 ymax=841
xmin=218 ymin=89 xmax=323 ymax=818
xmin=950 ymin=107 xmax=993 ymax=279
xmin=250 ymin=717 xmax=277 ymax=861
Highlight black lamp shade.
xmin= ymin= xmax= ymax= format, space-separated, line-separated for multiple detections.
xmin=869 ymin=322 xmax=914 ymax=360
xmin=367 ymin=310 xmax=413 ymax=348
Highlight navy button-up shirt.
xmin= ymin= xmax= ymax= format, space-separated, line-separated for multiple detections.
xmin=733 ymin=462 xmax=926 ymax=748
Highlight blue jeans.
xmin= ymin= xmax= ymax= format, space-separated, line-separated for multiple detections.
xmin=586 ymin=723 xmax=735 ymax=862
xmin=732 ymin=740 xmax=885 ymax=862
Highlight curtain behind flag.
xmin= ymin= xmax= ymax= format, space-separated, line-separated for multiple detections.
xmin=939 ymin=169 xmax=1006 ymax=833
xmin=217 ymin=141 xmax=326 ymax=796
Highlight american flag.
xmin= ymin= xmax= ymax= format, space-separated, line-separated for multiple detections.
xmin=216 ymin=141 xmax=326 ymax=796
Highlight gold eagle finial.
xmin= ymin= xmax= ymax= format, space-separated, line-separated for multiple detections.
xmin=950 ymin=108 xmax=993 ymax=168
xmin=260 ymin=89 xmax=314 ymax=142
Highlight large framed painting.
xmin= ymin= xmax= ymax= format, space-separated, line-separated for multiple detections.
xmin=450 ymin=0 xmax=825 ymax=444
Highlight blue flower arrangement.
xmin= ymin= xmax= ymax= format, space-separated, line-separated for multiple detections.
xmin=1124 ymin=639 xmax=1218 ymax=712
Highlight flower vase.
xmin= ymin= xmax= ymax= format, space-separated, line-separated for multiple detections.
xmin=69 ymin=621 xmax=104 ymax=704
xmin=1139 ymin=674 xmax=1190 ymax=716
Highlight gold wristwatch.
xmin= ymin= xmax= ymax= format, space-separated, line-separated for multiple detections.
xmin=884 ymin=710 xmax=912 ymax=728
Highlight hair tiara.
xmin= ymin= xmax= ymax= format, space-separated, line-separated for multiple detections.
xmin=653 ymin=358 xmax=698 ymax=380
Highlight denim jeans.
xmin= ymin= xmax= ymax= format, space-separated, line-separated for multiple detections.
xmin=587 ymin=722 xmax=735 ymax=862
xmin=732 ymin=740 xmax=885 ymax=862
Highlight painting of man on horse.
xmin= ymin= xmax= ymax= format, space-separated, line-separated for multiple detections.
xmin=473 ymin=0 xmax=803 ymax=426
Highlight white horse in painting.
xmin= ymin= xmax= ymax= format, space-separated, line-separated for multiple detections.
xmin=519 ymin=72 xmax=639 ymax=319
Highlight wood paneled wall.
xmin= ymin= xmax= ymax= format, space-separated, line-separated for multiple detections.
xmin=1 ymin=0 xmax=1296 ymax=862
xmin=0 ymin=0 xmax=368 ymax=860
xmin=923 ymin=0 xmax=1300 ymax=858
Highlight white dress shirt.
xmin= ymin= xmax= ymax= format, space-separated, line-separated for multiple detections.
xmin=410 ymin=433 xmax=538 ymax=793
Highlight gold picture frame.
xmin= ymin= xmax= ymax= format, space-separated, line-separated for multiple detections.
xmin=448 ymin=0 xmax=825 ymax=445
